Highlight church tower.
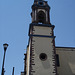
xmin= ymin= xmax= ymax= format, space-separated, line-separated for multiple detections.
xmin=25 ymin=0 xmax=57 ymax=75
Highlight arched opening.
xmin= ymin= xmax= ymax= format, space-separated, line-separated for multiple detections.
xmin=37 ymin=11 xmax=46 ymax=24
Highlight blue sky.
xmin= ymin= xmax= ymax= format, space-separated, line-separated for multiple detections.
xmin=0 ymin=0 xmax=75 ymax=75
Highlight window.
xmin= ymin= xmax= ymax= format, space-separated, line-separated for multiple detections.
xmin=39 ymin=1 xmax=43 ymax=6
xmin=39 ymin=53 xmax=47 ymax=61
xmin=56 ymin=54 xmax=60 ymax=67
xmin=37 ymin=11 xmax=46 ymax=24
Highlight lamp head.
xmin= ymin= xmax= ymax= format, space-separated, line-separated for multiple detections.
xmin=3 ymin=43 xmax=8 ymax=51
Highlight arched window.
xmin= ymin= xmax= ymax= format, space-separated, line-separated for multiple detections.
xmin=37 ymin=11 xmax=46 ymax=24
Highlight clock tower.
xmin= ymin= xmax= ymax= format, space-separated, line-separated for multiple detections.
xmin=25 ymin=0 xmax=57 ymax=75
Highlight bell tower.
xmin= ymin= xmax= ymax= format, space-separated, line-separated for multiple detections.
xmin=25 ymin=0 xmax=57 ymax=75
xmin=31 ymin=0 xmax=50 ymax=24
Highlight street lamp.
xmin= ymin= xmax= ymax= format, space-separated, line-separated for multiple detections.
xmin=1 ymin=43 xmax=8 ymax=75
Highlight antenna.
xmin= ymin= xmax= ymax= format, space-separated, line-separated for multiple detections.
xmin=12 ymin=67 xmax=14 ymax=75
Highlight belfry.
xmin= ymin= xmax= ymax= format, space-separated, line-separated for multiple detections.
xmin=23 ymin=0 xmax=75 ymax=75
xmin=31 ymin=0 xmax=50 ymax=24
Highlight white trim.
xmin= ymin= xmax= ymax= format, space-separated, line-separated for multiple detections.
xmin=27 ymin=40 xmax=31 ymax=75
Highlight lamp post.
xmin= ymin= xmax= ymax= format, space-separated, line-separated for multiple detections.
xmin=1 ymin=43 xmax=8 ymax=75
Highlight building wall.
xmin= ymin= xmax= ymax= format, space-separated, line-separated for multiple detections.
xmin=33 ymin=26 xmax=52 ymax=36
xmin=56 ymin=47 xmax=75 ymax=75
xmin=29 ymin=25 xmax=56 ymax=75
xmin=31 ymin=37 xmax=55 ymax=75
xmin=26 ymin=46 xmax=75 ymax=75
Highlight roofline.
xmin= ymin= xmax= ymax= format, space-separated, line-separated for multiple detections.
xmin=55 ymin=46 xmax=75 ymax=49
